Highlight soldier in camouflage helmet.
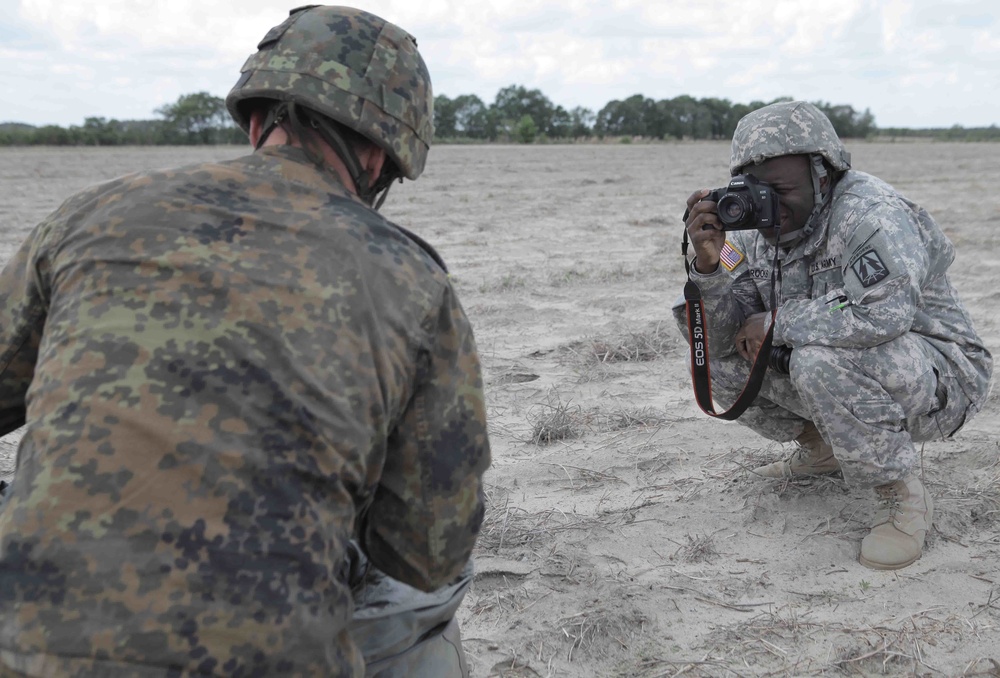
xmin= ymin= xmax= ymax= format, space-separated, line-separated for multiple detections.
xmin=675 ymin=101 xmax=991 ymax=570
xmin=0 ymin=5 xmax=489 ymax=677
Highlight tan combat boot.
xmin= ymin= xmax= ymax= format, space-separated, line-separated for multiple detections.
xmin=859 ymin=474 xmax=933 ymax=570
xmin=753 ymin=422 xmax=841 ymax=478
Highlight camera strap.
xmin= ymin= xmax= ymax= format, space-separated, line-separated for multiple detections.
xmin=681 ymin=229 xmax=781 ymax=420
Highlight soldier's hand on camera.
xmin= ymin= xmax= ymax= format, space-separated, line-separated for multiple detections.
xmin=685 ymin=189 xmax=725 ymax=274
xmin=735 ymin=312 xmax=771 ymax=361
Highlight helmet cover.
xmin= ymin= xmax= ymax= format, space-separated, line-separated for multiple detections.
xmin=730 ymin=101 xmax=851 ymax=176
xmin=226 ymin=5 xmax=433 ymax=180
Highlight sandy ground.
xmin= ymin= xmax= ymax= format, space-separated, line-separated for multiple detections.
xmin=1 ymin=142 xmax=999 ymax=676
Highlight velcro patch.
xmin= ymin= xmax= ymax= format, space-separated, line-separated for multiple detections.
xmin=851 ymin=249 xmax=890 ymax=288
xmin=719 ymin=241 xmax=744 ymax=271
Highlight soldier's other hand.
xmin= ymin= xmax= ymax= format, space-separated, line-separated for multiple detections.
xmin=685 ymin=189 xmax=724 ymax=274
xmin=735 ymin=312 xmax=771 ymax=361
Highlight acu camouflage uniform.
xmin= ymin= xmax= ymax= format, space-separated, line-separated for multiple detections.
xmin=0 ymin=142 xmax=490 ymax=676
xmin=675 ymin=101 xmax=992 ymax=488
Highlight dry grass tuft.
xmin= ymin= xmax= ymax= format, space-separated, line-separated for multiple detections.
xmin=924 ymin=451 xmax=1000 ymax=543
xmin=486 ymin=658 xmax=543 ymax=678
xmin=479 ymin=272 xmax=528 ymax=294
xmin=478 ymin=485 xmax=593 ymax=554
xmin=952 ymin=468 xmax=1000 ymax=529
xmin=700 ymin=444 xmax=783 ymax=483
xmin=596 ymin=405 xmax=669 ymax=432
xmin=588 ymin=324 xmax=675 ymax=364
xmin=592 ymin=263 xmax=640 ymax=284
xmin=526 ymin=394 xmax=587 ymax=445
xmin=547 ymin=263 xmax=644 ymax=288
xmin=686 ymin=606 xmax=989 ymax=676
xmin=557 ymin=607 xmax=646 ymax=661
xmin=704 ymin=443 xmax=849 ymax=496
xmin=470 ymin=584 xmax=534 ymax=623
xmin=541 ymin=462 xmax=625 ymax=492
xmin=478 ymin=495 xmax=545 ymax=553
xmin=674 ymin=533 xmax=720 ymax=563
xmin=628 ymin=216 xmax=672 ymax=228
xmin=547 ymin=267 xmax=589 ymax=288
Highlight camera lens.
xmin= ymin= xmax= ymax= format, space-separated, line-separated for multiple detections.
xmin=717 ymin=194 xmax=753 ymax=228
xmin=769 ymin=346 xmax=793 ymax=375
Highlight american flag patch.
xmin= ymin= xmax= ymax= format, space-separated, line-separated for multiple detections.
xmin=719 ymin=241 xmax=744 ymax=271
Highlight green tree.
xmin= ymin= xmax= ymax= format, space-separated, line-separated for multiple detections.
xmin=547 ymin=105 xmax=572 ymax=138
xmin=453 ymin=94 xmax=489 ymax=138
xmin=514 ymin=114 xmax=538 ymax=143
xmin=156 ymin=91 xmax=231 ymax=144
xmin=812 ymin=101 xmax=876 ymax=138
xmin=492 ymin=85 xmax=554 ymax=139
xmin=32 ymin=125 xmax=72 ymax=145
xmin=0 ymin=88 xmax=890 ymax=147
xmin=660 ymin=95 xmax=712 ymax=139
xmin=596 ymin=95 xmax=654 ymax=137
xmin=698 ymin=97 xmax=738 ymax=139
xmin=433 ymin=94 xmax=457 ymax=138
xmin=568 ymin=106 xmax=594 ymax=138
xmin=78 ymin=117 xmax=120 ymax=145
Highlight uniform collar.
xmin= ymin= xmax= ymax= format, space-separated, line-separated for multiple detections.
xmin=241 ymin=145 xmax=365 ymax=205
xmin=797 ymin=170 xmax=854 ymax=257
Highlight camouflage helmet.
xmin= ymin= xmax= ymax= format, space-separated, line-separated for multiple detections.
xmin=226 ymin=5 xmax=433 ymax=180
xmin=730 ymin=101 xmax=851 ymax=176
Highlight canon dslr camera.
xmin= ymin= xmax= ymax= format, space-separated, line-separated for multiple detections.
xmin=706 ymin=174 xmax=780 ymax=231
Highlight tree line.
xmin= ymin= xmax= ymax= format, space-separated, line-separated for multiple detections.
xmin=434 ymin=86 xmax=880 ymax=142
xmin=0 ymin=92 xmax=244 ymax=147
xmin=1 ymin=86 xmax=997 ymax=146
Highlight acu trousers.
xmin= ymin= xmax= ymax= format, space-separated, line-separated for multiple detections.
xmin=706 ymin=332 xmax=971 ymax=487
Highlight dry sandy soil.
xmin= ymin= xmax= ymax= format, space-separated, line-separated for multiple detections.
xmin=2 ymin=142 xmax=999 ymax=677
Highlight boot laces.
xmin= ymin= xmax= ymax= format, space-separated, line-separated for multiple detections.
xmin=791 ymin=444 xmax=813 ymax=464
xmin=790 ymin=441 xmax=825 ymax=468
xmin=874 ymin=485 xmax=901 ymax=520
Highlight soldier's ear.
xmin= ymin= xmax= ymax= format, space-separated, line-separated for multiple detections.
xmin=361 ymin=147 xmax=388 ymax=189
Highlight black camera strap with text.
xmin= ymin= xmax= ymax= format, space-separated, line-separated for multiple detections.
xmin=681 ymin=227 xmax=782 ymax=420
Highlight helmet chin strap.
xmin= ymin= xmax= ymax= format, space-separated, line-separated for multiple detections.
xmin=257 ymin=102 xmax=400 ymax=210
xmin=307 ymin=111 xmax=402 ymax=210
xmin=773 ymin=154 xmax=831 ymax=248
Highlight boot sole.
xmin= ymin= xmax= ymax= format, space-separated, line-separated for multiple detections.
xmin=752 ymin=468 xmax=842 ymax=479
xmin=859 ymin=552 xmax=921 ymax=570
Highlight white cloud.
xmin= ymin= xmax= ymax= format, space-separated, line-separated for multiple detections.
xmin=18 ymin=0 xmax=280 ymax=56
xmin=2 ymin=0 xmax=998 ymax=128
xmin=880 ymin=0 xmax=911 ymax=51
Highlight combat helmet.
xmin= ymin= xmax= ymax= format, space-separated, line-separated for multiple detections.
xmin=226 ymin=5 xmax=433 ymax=204
xmin=730 ymin=101 xmax=851 ymax=176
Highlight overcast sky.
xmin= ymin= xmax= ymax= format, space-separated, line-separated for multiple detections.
xmin=2 ymin=0 xmax=997 ymax=129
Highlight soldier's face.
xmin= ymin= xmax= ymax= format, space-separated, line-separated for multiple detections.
xmin=746 ymin=155 xmax=814 ymax=241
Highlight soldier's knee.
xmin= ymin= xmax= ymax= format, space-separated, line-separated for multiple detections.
xmin=788 ymin=345 xmax=840 ymax=388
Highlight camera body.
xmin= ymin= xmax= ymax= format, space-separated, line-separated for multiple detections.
xmin=706 ymin=174 xmax=781 ymax=231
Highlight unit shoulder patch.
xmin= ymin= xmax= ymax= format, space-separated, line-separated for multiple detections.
xmin=851 ymin=249 xmax=890 ymax=288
